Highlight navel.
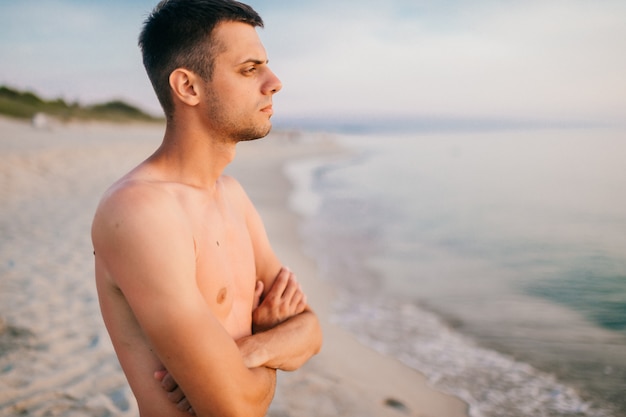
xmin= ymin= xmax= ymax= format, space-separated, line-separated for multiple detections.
xmin=216 ymin=287 xmax=228 ymax=304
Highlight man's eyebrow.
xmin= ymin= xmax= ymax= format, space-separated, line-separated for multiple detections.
xmin=237 ymin=58 xmax=269 ymax=66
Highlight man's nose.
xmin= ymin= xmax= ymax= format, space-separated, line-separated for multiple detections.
xmin=264 ymin=69 xmax=282 ymax=95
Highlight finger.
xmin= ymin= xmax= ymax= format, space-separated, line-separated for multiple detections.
xmin=161 ymin=372 xmax=178 ymax=392
xmin=176 ymin=397 xmax=193 ymax=412
xmin=289 ymin=284 xmax=305 ymax=309
xmin=281 ymin=274 xmax=299 ymax=304
xmin=296 ymin=294 xmax=308 ymax=314
xmin=252 ymin=280 xmax=264 ymax=310
xmin=289 ymin=283 xmax=307 ymax=313
xmin=153 ymin=369 xmax=167 ymax=382
xmin=267 ymin=267 xmax=290 ymax=300
xmin=167 ymin=386 xmax=186 ymax=403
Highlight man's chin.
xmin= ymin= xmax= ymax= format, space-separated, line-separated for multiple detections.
xmin=237 ymin=123 xmax=272 ymax=143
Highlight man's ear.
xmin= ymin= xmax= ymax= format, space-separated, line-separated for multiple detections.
xmin=169 ymin=69 xmax=202 ymax=107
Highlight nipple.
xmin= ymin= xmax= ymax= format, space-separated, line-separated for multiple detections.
xmin=216 ymin=287 xmax=227 ymax=304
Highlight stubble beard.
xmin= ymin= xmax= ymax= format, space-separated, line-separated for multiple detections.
xmin=206 ymin=91 xmax=272 ymax=144
xmin=233 ymin=122 xmax=272 ymax=143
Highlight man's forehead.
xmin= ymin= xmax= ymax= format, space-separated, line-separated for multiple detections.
xmin=213 ymin=21 xmax=266 ymax=61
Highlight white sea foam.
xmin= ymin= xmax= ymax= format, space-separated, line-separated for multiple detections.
xmin=331 ymin=294 xmax=614 ymax=417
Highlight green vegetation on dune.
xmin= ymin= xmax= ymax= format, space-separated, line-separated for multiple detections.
xmin=0 ymin=85 xmax=162 ymax=123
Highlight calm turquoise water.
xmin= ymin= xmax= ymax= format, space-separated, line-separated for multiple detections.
xmin=288 ymin=128 xmax=626 ymax=417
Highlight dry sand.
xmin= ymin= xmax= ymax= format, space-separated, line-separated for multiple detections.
xmin=0 ymin=117 xmax=468 ymax=417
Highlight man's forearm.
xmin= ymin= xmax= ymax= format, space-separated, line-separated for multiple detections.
xmin=155 ymin=346 xmax=277 ymax=416
xmin=238 ymin=310 xmax=322 ymax=371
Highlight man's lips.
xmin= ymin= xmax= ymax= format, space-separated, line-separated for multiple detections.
xmin=260 ymin=104 xmax=273 ymax=115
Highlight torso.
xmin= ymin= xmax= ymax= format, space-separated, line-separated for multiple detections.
xmin=95 ymin=172 xmax=257 ymax=416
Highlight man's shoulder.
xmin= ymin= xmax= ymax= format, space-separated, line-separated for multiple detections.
xmin=99 ymin=176 xmax=180 ymax=218
xmin=92 ymin=173 xmax=191 ymax=244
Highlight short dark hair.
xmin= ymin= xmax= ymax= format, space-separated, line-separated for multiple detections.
xmin=138 ymin=0 xmax=264 ymax=117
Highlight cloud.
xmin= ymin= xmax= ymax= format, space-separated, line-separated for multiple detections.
xmin=255 ymin=0 xmax=626 ymax=124
xmin=1 ymin=0 xmax=625 ymax=124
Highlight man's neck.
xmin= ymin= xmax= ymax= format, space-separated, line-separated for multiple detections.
xmin=149 ymin=120 xmax=237 ymax=192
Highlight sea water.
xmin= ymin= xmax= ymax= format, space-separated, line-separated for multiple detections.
xmin=285 ymin=128 xmax=626 ymax=417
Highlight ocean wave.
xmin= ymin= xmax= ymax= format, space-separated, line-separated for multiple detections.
xmin=331 ymin=293 xmax=614 ymax=417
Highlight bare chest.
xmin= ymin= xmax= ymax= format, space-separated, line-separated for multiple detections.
xmin=193 ymin=211 xmax=257 ymax=339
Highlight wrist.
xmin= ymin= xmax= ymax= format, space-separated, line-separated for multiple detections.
xmin=237 ymin=334 xmax=270 ymax=369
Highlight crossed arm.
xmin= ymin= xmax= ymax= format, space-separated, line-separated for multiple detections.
xmin=157 ymin=266 xmax=321 ymax=414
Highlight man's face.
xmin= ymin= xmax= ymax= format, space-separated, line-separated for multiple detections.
xmin=203 ymin=21 xmax=282 ymax=142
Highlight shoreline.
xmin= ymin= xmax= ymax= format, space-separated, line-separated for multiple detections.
xmin=229 ymin=134 xmax=469 ymax=417
xmin=274 ymin=129 xmax=626 ymax=417
xmin=0 ymin=117 xmax=469 ymax=417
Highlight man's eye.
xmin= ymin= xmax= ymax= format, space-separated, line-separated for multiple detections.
xmin=243 ymin=67 xmax=257 ymax=75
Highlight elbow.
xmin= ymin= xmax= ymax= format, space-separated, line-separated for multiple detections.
xmin=193 ymin=368 xmax=276 ymax=417
xmin=302 ymin=310 xmax=323 ymax=360
xmin=311 ymin=319 xmax=323 ymax=356
xmin=311 ymin=312 xmax=323 ymax=355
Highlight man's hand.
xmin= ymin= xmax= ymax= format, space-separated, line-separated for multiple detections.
xmin=154 ymin=370 xmax=195 ymax=415
xmin=252 ymin=267 xmax=307 ymax=333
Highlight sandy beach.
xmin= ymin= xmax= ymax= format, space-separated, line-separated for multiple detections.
xmin=0 ymin=116 xmax=468 ymax=417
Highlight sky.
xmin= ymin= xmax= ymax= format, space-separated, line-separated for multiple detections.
xmin=1 ymin=0 xmax=625 ymax=127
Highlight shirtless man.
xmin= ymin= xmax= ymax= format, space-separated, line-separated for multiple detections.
xmin=91 ymin=1 xmax=322 ymax=416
